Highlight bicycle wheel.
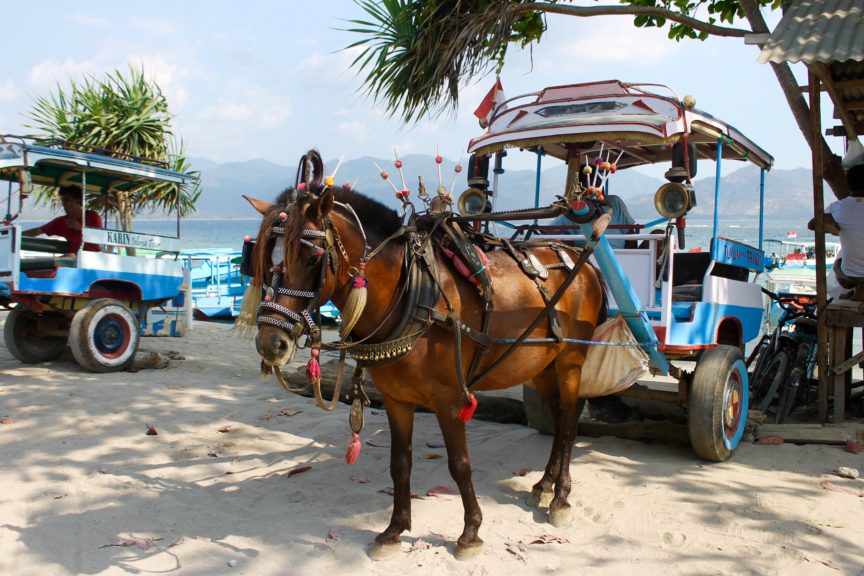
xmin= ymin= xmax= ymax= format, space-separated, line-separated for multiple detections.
xmin=746 ymin=335 xmax=771 ymax=375
xmin=750 ymin=350 xmax=789 ymax=413
xmin=775 ymin=366 xmax=804 ymax=424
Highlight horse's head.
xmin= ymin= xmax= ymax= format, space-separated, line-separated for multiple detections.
xmin=244 ymin=182 xmax=338 ymax=367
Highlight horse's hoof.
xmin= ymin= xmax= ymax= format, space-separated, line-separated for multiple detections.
xmin=548 ymin=506 xmax=572 ymax=527
xmin=455 ymin=541 xmax=483 ymax=560
xmin=369 ymin=541 xmax=402 ymax=560
xmin=527 ymin=488 xmax=553 ymax=508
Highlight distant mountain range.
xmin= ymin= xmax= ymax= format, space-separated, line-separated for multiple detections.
xmin=22 ymin=154 xmax=819 ymax=221
xmin=184 ymin=154 xmax=818 ymax=221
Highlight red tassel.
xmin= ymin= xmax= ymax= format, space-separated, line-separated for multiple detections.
xmin=306 ymin=349 xmax=320 ymax=383
xmin=345 ymin=433 xmax=362 ymax=464
xmin=459 ymin=393 xmax=478 ymax=422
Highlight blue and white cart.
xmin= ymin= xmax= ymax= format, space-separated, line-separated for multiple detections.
xmin=0 ymin=136 xmax=198 ymax=372
xmin=463 ymin=80 xmax=774 ymax=461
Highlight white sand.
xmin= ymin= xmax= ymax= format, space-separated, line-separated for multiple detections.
xmin=1 ymin=315 xmax=863 ymax=575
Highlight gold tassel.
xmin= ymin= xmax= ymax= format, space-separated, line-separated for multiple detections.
xmin=339 ymin=263 xmax=367 ymax=340
xmin=234 ymin=283 xmax=263 ymax=337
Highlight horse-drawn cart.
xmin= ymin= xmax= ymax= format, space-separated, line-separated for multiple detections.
xmin=464 ymin=80 xmax=773 ymax=461
xmin=0 ymin=135 xmax=198 ymax=372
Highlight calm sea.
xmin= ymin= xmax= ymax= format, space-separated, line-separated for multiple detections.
xmin=126 ymin=217 xmax=815 ymax=254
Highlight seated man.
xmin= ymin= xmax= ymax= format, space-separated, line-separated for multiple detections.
xmin=808 ymin=163 xmax=864 ymax=300
xmin=23 ymin=185 xmax=103 ymax=257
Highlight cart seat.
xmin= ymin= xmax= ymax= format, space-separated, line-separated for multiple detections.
xmin=671 ymin=284 xmax=702 ymax=302
xmin=20 ymin=256 xmax=77 ymax=271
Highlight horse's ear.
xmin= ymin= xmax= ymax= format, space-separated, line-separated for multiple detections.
xmin=307 ymin=189 xmax=334 ymax=222
xmin=243 ymin=194 xmax=272 ymax=215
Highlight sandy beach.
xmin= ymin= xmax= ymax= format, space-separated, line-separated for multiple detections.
xmin=1 ymin=313 xmax=863 ymax=576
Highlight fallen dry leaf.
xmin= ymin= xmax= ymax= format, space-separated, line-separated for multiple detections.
xmin=52 ymin=493 xmax=69 ymax=500
xmin=259 ymin=410 xmax=275 ymax=421
xmin=421 ymin=453 xmax=442 ymax=460
xmin=166 ymin=383 xmax=184 ymax=390
xmin=145 ymin=425 xmax=158 ymax=436
xmin=505 ymin=540 xmax=527 ymax=562
xmin=843 ymin=439 xmax=864 ymax=455
xmin=528 ymin=534 xmax=570 ymax=544
xmin=0 ymin=417 xmax=16 ymax=425
xmin=378 ymin=486 xmax=421 ymax=499
xmin=100 ymin=537 xmax=162 ymax=551
xmin=409 ymin=538 xmax=432 ymax=551
xmin=755 ymin=435 xmax=783 ymax=445
xmin=207 ymin=451 xmax=218 ymax=458
xmin=278 ymin=407 xmax=302 ymax=417
xmin=287 ymin=466 xmax=312 ymax=478
xmin=514 ymin=468 xmax=532 ymax=477
xmin=217 ymin=425 xmax=231 ymax=433
xmin=320 ymin=526 xmax=342 ymax=550
xmin=820 ymin=480 xmax=864 ymax=497
xmin=426 ymin=485 xmax=459 ymax=497
xmin=426 ymin=437 xmax=446 ymax=448
xmin=350 ymin=475 xmax=370 ymax=484
xmin=365 ymin=437 xmax=390 ymax=448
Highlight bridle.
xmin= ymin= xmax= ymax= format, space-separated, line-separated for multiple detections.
xmin=256 ymin=204 xmax=336 ymax=347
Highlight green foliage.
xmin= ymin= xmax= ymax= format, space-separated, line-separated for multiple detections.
xmin=624 ymin=0 xmax=775 ymax=41
xmin=27 ymin=66 xmax=200 ymax=219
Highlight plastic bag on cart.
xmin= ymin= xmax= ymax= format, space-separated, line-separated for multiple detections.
xmin=579 ymin=314 xmax=649 ymax=398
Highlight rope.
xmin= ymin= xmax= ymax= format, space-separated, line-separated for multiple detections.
xmin=492 ymin=337 xmax=658 ymax=348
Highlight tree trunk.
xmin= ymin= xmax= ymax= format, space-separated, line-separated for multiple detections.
xmin=739 ymin=0 xmax=848 ymax=199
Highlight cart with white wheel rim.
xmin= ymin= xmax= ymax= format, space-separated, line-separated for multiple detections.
xmin=459 ymin=80 xmax=772 ymax=461
xmin=0 ymin=135 xmax=198 ymax=372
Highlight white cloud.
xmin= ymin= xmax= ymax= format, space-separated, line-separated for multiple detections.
xmin=0 ymin=79 xmax=19 ymax=102
xmin=294 ymin=52 xmax=324 ymax=72
xmin=133 ymin=17 xmax=177 ymax=35
xmin=336 ymin=120 xmax=370 ymax=144
xmin=70 ymin=13 xmax=109 ymax=27
xmin=199 ymin=91 xmax=292 ymax=129
xmin=126 ymin=53 xmax=191 ymax=108
xmin=27 ymin=57 xmax=103 ymax=88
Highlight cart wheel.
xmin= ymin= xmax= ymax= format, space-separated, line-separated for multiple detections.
xmin=3 ymin=309 xmax=68 ymax=364
xmin=68 ymin=299 xmax=139 ymax=372
xmin=523 ymin=385 xmax=586 ymax=435
xmin=688 ymin=345 xmax=749 ymax=462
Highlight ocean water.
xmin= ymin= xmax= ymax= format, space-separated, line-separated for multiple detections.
xmin=127 ymin=217 xmax=816 ymax=254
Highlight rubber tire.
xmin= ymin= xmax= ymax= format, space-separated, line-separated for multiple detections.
xmin=749 ymin=351 xmax=789 ymax=413
xmin=523 ymin=385 xmax=586 ymax=436
xmin=688 ymin=345 xmax=749 ymax=462
xmin=68 ymin=299 xmax=139 ymax=373
xmin=775 ymin=366 xmax=804 ymax=424
xmin=3 ymin=309 xmax=67 ymax=364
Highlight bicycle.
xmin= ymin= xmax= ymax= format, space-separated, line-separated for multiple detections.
xmin=747 ymin=289 xmax=819 ymax=423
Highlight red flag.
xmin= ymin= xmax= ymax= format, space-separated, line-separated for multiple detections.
xmin=474 ymin=78 xmax=505 ymax=127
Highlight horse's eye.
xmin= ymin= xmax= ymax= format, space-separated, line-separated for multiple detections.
xmin=307 ymin=255 xmax=320 ymax=268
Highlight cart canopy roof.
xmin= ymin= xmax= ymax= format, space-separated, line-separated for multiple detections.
xmin=467 ymin=80 xmax=773 ymax=171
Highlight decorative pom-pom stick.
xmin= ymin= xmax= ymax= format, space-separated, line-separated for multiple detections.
xmin=328 ymin=151 xmax=346 ymax=187
xmin=597 ymin=149 xmax=625 ymax=190
xmin=374 ymin=162 xmax=400 ymax=194
xmin=393 ymin=147 xmax=408 ymax=192
xmin=306 ymin=348 xmax=321 ymax=384
xmin=435 ymin=146 xmax=443 ymax=191
xmin=345 ymin=433 xmax=362 ymax=465
xmin=592 ymin=143 xmax=606 ymax=188
xmin=448 ymin=154 xmax=464 ymax=196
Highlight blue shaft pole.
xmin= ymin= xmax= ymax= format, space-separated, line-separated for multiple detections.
xmin=579 ymin=224 xmax=670 ymax=373
xmin=759 ymin=168 xmax=765 ymax=250
xmin=533 ymin=147 xmax=543 ymax=223
xmin=712 ymin=138 xmax=724 ymax=256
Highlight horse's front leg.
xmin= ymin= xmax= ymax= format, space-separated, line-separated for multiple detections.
xmin=434 ymin=406 xmax=483 ymax=560
xmin=370 ymin=396 xmax=415 ymax=560
xmin=526 ymin=367 xmax=561 ymax=509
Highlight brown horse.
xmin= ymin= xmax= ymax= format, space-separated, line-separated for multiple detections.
xmin=244 ymin=167 xmax=607 ymax=559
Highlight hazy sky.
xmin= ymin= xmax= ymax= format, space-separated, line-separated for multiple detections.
xmin=0 ymin=1 xmax=845 ymax=174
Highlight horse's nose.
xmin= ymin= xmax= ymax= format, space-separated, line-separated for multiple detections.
xmin=256 ymin=328 xmax=296 ymax=365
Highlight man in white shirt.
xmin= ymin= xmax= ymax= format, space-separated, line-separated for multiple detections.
xmin=810 ymin=163 xmax=864 ymax=300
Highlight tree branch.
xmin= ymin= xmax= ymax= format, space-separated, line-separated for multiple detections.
xmin=514 ymin=2 xmax=752 ymax=38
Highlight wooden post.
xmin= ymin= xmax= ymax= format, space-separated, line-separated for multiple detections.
xmin=809 ymin=70 xmax=830 ymax=423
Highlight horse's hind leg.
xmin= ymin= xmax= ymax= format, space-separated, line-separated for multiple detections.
xmin=371 ymin=397 xmax=415 ymax=560
xmin=433 ymin=408 xmax=483 ymax=560
xmin=526 ymin=367 xmax=560 ymax=508
xmin=547 ymin=358 xmax=586 ymax=527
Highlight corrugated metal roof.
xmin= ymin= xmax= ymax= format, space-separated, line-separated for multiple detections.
xmin=758 ymin=0 xmax=864 ymax=64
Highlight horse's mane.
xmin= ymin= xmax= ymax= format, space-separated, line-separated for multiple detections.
xmin=331 ymin=186 xmax=402 ymax=243
xmin=250 ymin=185 xmax=402 ymax=286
